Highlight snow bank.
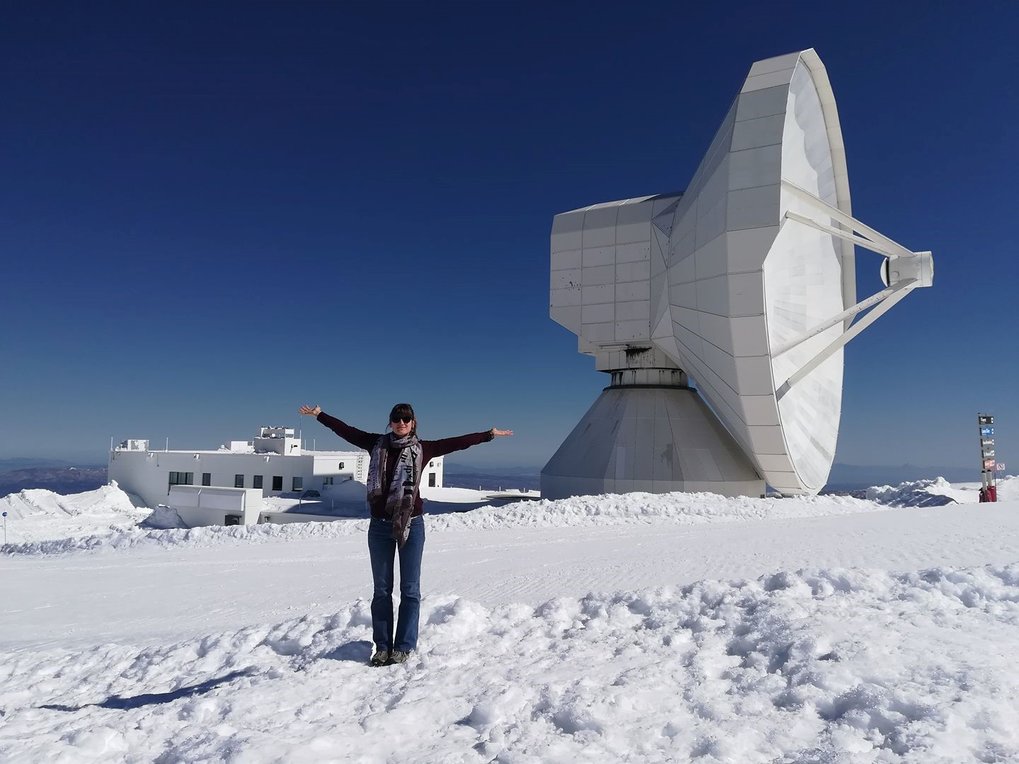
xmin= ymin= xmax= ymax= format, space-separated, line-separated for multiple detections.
xmin=0 ymin=516 xmax=366 ymax=556
xmin=2 ymin=562 xmax=1018 ymax=761
xmin=2 ymin=490 xmax=891 ymax=557
xmin=434 ymin=490 xmax=883 ymax=531
xmin=865 ymin=477 xmax=960 ymax=507
xmin=997 ymin=474 xmax=1019 ymax=500
xmin=866 ymin=474 xmax=1019 ymax=507
xmin=0 ymin=483 xmax=149 ymax=544
xmin=7 ymin=474 xmax=1011 ymax=556
xmin=0 ymin=482 xmax=138 ymax=521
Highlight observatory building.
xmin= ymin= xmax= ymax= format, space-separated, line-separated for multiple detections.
xmin=542 ymin=49 xmax=933 ymax=499
xmin=109 ymin=426 xmax=446 ymax=511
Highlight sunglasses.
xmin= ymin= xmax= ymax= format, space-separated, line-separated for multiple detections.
xmin=391 ymin=417 xmax=413 ymax=424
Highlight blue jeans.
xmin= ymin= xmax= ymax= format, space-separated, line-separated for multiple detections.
xmin=367 ymin=516 xmax=425 ymax=652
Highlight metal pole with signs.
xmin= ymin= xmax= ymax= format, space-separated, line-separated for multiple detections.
xmin=978 ymin=414 xmax=997 ymax=502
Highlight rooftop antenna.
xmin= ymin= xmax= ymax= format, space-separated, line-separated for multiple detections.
xmin=542 ymin=49 xmax=933 ymax=499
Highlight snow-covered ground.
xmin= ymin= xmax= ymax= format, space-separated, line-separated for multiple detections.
xmin=2 ymin=477 xmax=1019 ymax=761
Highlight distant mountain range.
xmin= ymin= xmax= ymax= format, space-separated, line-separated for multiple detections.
xmin=0 ymin=457 xmax=80 ymax=472
xmin=825 ymin=462 xmax=980 ymax=490
xmin=0 ymin=465 xmax=108 ymax=497
xmin=0 ymin=460 xmax=982 ymax=497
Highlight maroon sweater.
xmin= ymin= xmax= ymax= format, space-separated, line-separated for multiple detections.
xmin=316 ymin=412 xmax=494 ymax=518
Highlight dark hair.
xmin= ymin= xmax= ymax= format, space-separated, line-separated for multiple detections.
xmin=388 ymin=403 xmax=416 ymax=434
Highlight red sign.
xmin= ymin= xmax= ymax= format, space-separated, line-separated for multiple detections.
xmin=983 ymin=458 xmax=996 ymax=470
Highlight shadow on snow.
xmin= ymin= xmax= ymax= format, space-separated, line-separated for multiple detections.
xmin=40 ymin=668 xmax=257 ymax=712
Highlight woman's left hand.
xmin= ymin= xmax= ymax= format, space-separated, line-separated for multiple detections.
xmin=490 ymin=428 xmax=513 ymax=437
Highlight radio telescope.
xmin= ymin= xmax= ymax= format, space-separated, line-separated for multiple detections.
xmin=542 ymin=49 xmax=934 ymax=499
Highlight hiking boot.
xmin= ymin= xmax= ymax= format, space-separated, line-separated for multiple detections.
xmin=369 ymin=649 xmax=390 ymax=667
xmin=388 ymin=650 xmax=411 ymax=665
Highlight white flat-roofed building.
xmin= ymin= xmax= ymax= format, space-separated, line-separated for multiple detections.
xmin=108 ymin=426 xmax=445 ymax=510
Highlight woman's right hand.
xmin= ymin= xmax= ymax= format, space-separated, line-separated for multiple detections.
xmin=299 ymin=404 xmax=322 ymax=417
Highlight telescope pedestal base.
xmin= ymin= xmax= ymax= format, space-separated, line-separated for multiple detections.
xmin=541 ymin=384 xmax=765 ymax=500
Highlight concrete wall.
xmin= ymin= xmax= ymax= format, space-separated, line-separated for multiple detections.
xmin=168 ymin=485 xmax=264 ymax=527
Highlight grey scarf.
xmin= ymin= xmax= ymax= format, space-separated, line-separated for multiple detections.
xmin=367 ymin=433 xmax=423 ymax=547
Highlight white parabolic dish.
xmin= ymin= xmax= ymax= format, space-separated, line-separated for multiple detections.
xmin=547 ymin=48 xmax=933 ymax=496
xmin=666 ymin=49 xmax=856 ymax=494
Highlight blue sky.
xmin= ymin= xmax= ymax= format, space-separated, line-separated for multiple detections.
xmin=2 ymin=1 xmax=1016 ymax=474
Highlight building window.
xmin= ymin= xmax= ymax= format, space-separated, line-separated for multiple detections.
xmin=338 ymin=462 xmax=344 ymax=470
xmin=272 ymin=475 xmax=283 ymax=491
xmin=428 ymin=472 xmax=436 ymax=487
xmin=201 ymin=473 xmax=211 ymax=486
xmin=324 ymin=476 xmax=334 ymax=485
xmin=292 ymin=477 xmax=303 ymax=491
xmin=234 ymin=474 xmax=244 ymax=488
xmin=253 ymin=475 xmax=263 ymax=489
xmin=168 ymin=471 xmax=194 ymax=490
